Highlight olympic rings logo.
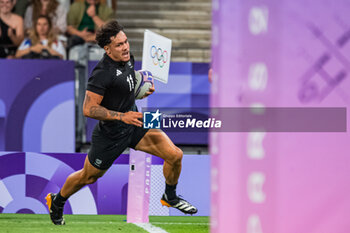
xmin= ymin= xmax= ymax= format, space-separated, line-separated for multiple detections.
xmin=150 ymin=45 xmax=168 ymax=68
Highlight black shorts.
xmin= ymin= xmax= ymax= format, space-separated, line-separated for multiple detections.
xmin=88 ymin=122 xmax=149 ymax=170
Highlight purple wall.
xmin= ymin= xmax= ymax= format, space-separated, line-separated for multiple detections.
xmin=0 ymin=152 xmax=210 ymax=215
xmin=0 ymin=60 xmax=75 ymax=152
xmin=211 ymin=0 xmax=350 ymax=233
xmin=0 ymin=152 xmax=133 ymax=215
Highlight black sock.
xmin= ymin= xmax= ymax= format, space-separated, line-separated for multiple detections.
xmin=165 ymin=183 xmax=177 ymax=200
xmin=53 ymin=191 xmax=68 ymax=207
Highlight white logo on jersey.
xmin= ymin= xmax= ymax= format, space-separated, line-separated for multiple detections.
xmin=127 ymin=61 xmax=133 ymax=68
xmin=116 ymin=69 xmax=122 ymax=76
xmin=126 ymin=74 xmax=134 ymax=91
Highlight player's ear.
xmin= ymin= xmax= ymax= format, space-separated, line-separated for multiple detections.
xmin=104 ymin=45 xmax=111 ymax=54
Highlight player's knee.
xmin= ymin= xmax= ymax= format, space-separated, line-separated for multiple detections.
xmin=177 ymin=147 xmax=183 ymax=161
xmin=169 ymin=147 xmax=183 ymax=165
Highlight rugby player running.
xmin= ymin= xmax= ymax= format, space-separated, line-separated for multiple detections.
xmin=45 ymin=20 xmax=198 ymax=225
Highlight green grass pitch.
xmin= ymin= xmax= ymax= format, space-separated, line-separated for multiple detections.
xmin=0 ymin=214 xmax=209 ymax=233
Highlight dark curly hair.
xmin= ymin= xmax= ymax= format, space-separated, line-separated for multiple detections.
xmin=96 ymin=20 xmax=124 ymax=48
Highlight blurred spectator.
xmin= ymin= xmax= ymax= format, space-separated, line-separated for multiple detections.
xmin=0 ymin=0 xmax=24 ymax=58
xmin=110 ymin=0 xmax=116 ymax=12
xmin=16 ymin=15 xmax=65 ymax=59
xmin=66 ymin=0 xmax=115 ymax=48
xmin=24 ymin=0 xmax=67 ymax=35
xmin=12 ymin=0 xmax=30 ymax=18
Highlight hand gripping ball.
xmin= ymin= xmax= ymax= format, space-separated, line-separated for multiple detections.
xmin=134 ymin=70 xmax=154 ymax=99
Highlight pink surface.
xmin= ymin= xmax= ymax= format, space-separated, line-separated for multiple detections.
xmin=126 ymin=151 xmax=152 ymax=223
xmin=211 ymin=0 xmax=350 ymax=232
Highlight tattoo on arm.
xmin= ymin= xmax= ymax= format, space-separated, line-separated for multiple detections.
xmin=109 ymin=111 xmax=119 ymax=119
xmin=89 ymin=106 xmax=108 ymax=119
xmin=109 ymin=111 xmax=125 ymax=121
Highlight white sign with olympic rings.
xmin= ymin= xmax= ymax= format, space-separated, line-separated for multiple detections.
xmin=142 ymin=30 xmax=172 ymax=83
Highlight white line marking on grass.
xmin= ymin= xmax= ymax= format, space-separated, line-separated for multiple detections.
xmin=134 ymin=223 xmax=169 ymax=233
xmin=152 ymin=222 xmax=209 ymax=225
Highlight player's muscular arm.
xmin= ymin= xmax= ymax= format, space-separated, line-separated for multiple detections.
xmin=83 ymin=90 xmax=143 ymax=127
xmin=83 ymin=90 xmax=120 ymax=120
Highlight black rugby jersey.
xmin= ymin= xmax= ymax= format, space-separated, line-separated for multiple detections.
xmin=87 ymin=53 xmax=138 ymax=137
xmin=87 ymin=53 xmax=136 ymax=112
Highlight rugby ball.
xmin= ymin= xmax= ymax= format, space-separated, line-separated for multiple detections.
xmin=134 ymin=70 xmax=154 ymax=99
